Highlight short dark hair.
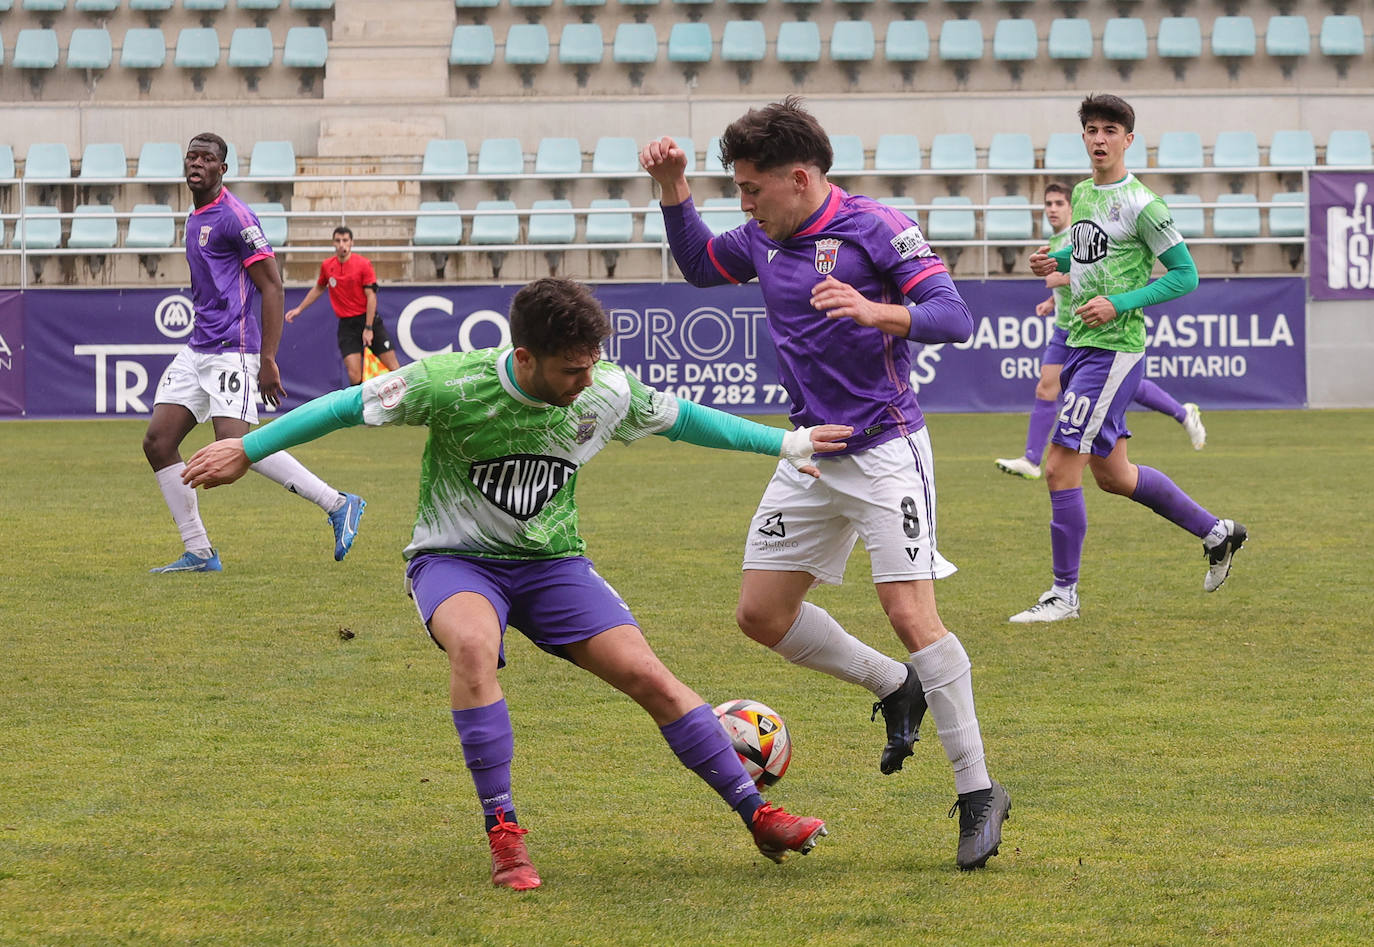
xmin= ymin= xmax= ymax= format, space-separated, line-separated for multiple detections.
xmin=718 ymin=95 xmax=833 ymax=174
xmin=1044 ymin=182 xmax=1072 ymax=200
xmin=188 ymin=132 xmax=228 ymax=162
xmin=333 ymin=226 xmax=353 ymax=239
xmin=1078 ymin=94 xmax=1135 ymax=134
xmin=509 ymin=278 xmax=610 ymax=359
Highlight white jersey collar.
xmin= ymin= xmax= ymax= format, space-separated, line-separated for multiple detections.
xmin=497 ymin=347 xmax=551 ymax=408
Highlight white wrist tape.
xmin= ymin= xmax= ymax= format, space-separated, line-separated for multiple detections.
xmin=780 ymin=427 xmax=815 ymax=470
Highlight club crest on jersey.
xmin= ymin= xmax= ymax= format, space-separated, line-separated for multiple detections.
xmin=470 ymin=454 xmax=578 ymax=520
xmin=198 ymin=225 xmax=212 ymax=247
xmin=1108 ymin=201 xmax=1123 ymax=223
xmin=814 ymin=239 xmax=841 ymax=274
xmin=574 ymin=412 xmax=598 ymax=445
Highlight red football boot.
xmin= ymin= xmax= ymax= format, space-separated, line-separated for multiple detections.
xmin=750 ymin=803 xmax=828 ymax=864
xmin=488 ymin=809 xmax=542 ymax=890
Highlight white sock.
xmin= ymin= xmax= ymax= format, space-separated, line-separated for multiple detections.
xmin=1053 ymin=582 xmax=1078 ymax=603
xmin=154 ymin=463 xmax=211 ymax=553
xmin=771 ymin=602 xmax=908 ymax=697
xmin=910 ymin=633 xmax=991 ymax=796
xmin=250 ymin=451 xmax=342 ymax=511
xmin=1204 ymin=519 xmax=1228 ymax=547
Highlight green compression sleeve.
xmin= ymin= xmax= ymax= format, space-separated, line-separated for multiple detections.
xmin=1051 ymin=246 xmax=1071 ymax=273
xmin=1107 ymin=242 xmax=1199 ymax=313
xmin=242 ymin=386 xmax=365 ymax=462
xmin=658 ymin=397 xmax=785 ymax=456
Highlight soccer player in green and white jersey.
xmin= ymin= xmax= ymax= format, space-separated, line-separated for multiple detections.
xmin=183 ymin=278 xmax=851 ymax=890
xmin=995 ymin=182 xmax=1206 ymax=481
xmin=1009 ymin=94 xmax=1247 ymax=623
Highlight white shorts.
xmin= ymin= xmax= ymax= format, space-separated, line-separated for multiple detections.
xmin=154 ymin=348 xmax=261 ymax=425
xmin=742 ymin=428 xmax=956 ymax=585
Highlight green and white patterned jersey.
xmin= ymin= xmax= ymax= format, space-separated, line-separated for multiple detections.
xmin=359 ymin=347 xmax=678 ymax=561
xmin=1049 ymin=227 xmax=1073 ymax=331
xmin=1067 ymin=174 xmax=1183 ymax=352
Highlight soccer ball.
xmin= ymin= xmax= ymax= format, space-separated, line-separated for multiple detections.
xmin=714 ymin=699 xmax=793 ymax=789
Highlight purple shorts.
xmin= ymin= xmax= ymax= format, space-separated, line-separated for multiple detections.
xmin=1042 ymin=325 xmax=1072 ymax=366
xmin=1051 ymin=346 xmax=1145 ymax=458
xmin=405 ymin=552 xmax=638 ymax=666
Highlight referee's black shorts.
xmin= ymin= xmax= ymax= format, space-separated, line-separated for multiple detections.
xmin=336 ymin=313 xmax=395 ymax=357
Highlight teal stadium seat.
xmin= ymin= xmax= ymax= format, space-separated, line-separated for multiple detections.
xmin=505 ymin=23 xmax=550 ymax=86
xmin=535 ymin=137 xmax=582 ymax=178
xmin=510 ymin=0 xmax=553 ymax=15
xmin=290 ymin=0 xmax=333 ymax=23
xmin=1319 ymin=15 xmax=1364 ymax=77
xmin=703 ymin=135 xmax=725 ymax=174
xmin=174 ymin=27 xmax=220 ymax=90
xmin=125 ymin=204 xmax=177 ymax=250
xmin=454 ymin=0 xmax=499 ymax=12
xmin=0 ymin=146 xmax=15 ymax=180
xmin=25 ymin=142 xmax=72 ymax=180
xmin=422 ymin=139 xmax=470 ymax=177
xmin=830 ymin=20 xmax=875 ymax=83
xmin=592 ymin=136 xmax=639 ymax=175
xmin=121 ymin=27 xmax=167 ymax=90
xmin=987 ymin=133 xmax=1034 ymax=172
xmin=618 ymin=0 xmax=660 ymax=19
xmin=75 ymin=0 xmax=121 ymax=11
xmin=1157 ymin=131 xmax=1203 ymax=170
xmin=1043 ymin=131 xmax=1089 ymax=172
xmin=992 ymin=18 xmax=1036 ymax=81
xmin=878 ymin=196 xmax=917 ymax=212
xmin=414 ymin=201 xmax=463 ymax=245
xmin=926 ymin=195 xmax=976 ymax=243
xmin=1325 ymin=130 xmax=1372 ymax=167
xmin=1213 ymin=193 xmax=1260 ymax=270
xmin=586 ymin=198 xmax=633 ymax=243
xmin=67 ymin=27 xmax=113 ymax=71
xmin=184 ymin=0 xmax=226 ymax=28
xmin=67 ymin=204 xmax=119 ymax=250
xmin=14 ymin=29 xmax=60 ymax=91
xmin=225 ymin=141 xmax=240 ymax=178
xmin=1125 ymin=135 xmax=1147 ymax=171
xmin=874 ymin=133 xmax=921 ymax=172
xmin=929 ymin=133 xmax=976 ymax=172
xmin=136 ymin=141 xmax=181 ymax=179
xmin=612 ymin=23 xmax=658 ymax=84
xmin=829 ymin=134 xmax=865 ymax=175
xmin=228 ymin=26 xmax=273 ymax=89
xmin=1161 ymin=194 xmax=1204 ymax=240
xmin=777 ymin=21 xmax=821 ymax=82
xmin=985 ymin=194 xmax=1033 ymax=271
xmin=450 ymin=24 xmax=496 ymax=87
xmin=79 ymin=142 xmax=127 ymax=203
xmin=477 ymin=138 xmax=523 ymax=198
xmin=249 ymin=140 xmax=296 ymax=179
xmin=130 ymin=0 xmax=174 ymax=21
xmin=938 ymin=19 xmax=982 ymax=81
xmin=701 ymin=197 xmax=747 ymax=235
xmin=667 ymin=22 xmax=712 ymax=79
xmin=1047 ymin=18 xmax=1092 ymax=80
xmin=23 ymin=0 xmax=66 ymax=13
xmin=642 ymin=204 xmax=665 ymax=243
xmin=282 ymin=25 xmax=328 ymax=68
xmin=1265 ymin=15 xmax=1309 ymax=76
xmin=248 ymin=202 xmax=287 ymax=248
xmin=721 ymin=19 xmax=764 ymax=82
xmin=528 ymin=199 xmax=576 ymax=247
xmin=1213 ymin=131 xmax=1259 ymax=169
xmin=1268 ymin=192 xmax=1306 ymax=238
xmin=559 ymin=21 xmax=603 ymax=86
xmin=1269 ymin=130 xmax=1315 ymax=169
xmin=566 ymin=0 xmax=607 ymax=22
xmin=884 ymin=20 xmax=929 ymax=82
xmin=13 ymin=206 xmax=62 ymax=251
xmin=1102 ymin=18 xmax=1146 ymax=77
xmin=471 ymin=200 xmax=520 ymax=245
xmin=1211 ymin=16 xmax=1256 ymax=78
xmin=1157 ymin=16 xmax=1201 ymax=79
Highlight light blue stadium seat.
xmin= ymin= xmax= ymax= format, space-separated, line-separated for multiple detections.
xmin=831 ymin=20 xmax=875 ymax=81
xmin=185 ymin=0 xmax=227 ymax=11
xmin=249 ymin=140 xmax=295 ymax=180
xmin=25 ymin=142 xmax=72 ymax=180
xmin=1326 ymin=130 xmax=1372 ymax=167
xmin=0 ymin=146 xmax=15 ymax=180
xmin=1047 ymin=18 xmax=1091 ymax=79
xmin=1265 ymin=15 xmax=1309 ymax=76
xmin=471 ymin=199 xmax=520 ymax=244
xmin=642 ymin=204 xmax=665 ymax=243
xmin=669 ymin=135 xmax=696 ymax=172
xmin=23 ymin=0 xmax=66 ymax=11
xmin=528 ymin=198 xmax=576 ymax=247
xmin=828 ymin=134 xmax=865 ymax=174
xmin=777 ymin=21 xmax=820 ymax=82
xmin=248 ymin=202 xmax=287 ymax=247
xmin=593 ymin=136 xmax=639 ymax=175
xmin=505 ymin=23 xmax=550 ymax=65
xmin=129 ymin=0 xmax=174 ymax=16
xmin=1212 ymin=15 xmax=1256 ymax=77
xmin=1268 ymin=191 xmax=1306 ymax=238
xmin=874 ymin=133 xmax=920 ymax=171
xmin=667 ymin=21 xmax=712 ymax=69
xmin=238 ymin=0 xmax=281 ymax=27
xmin=423 ymin=139 xmax=470 ymax=177
xmin=478 ymin=138 xmax=524 ymax=176
xmin=291 ymin=0 xmax=334 ymax=8
xmin=450 ymin=24 xmax=496 ymax=67
xmin=566 ymin=0 xmax=606 ymax=19
xmin=613 ymin=22 xmax=658 ymax=71
xmin=586 ymin=198 xmax=633 ymax=243
xmin=67 ymin=27 xmax=113 ymax=70
xmin=703 ymin=135 xmax=725 ymax=174
xmin=721 ymin=19 xmax=764 ymax=78
xmin=1125 ymin=135 xmax=1147 ymax=170
xmin=282 ymin=26 xmax=328 ymax=69
xmin=510 ymin=0 xmax=551 ymax=12
xmin=1213 ymin=193 xmax=1260 ymax=257
xmin=121 ymin=28 xmax=167 ymax=90
xmin=125 ymin=203 xmax=177 ymax=250
xmin=535 ymin=137 xmax=582 ymax=176
xmin=1319 ymin=15 xmax=1364 ymax=75
xmin=174 ymin=27 xmax=220 ymax=90
xmin=938 ymin=19 xmax=982 ymax=76
xmin=14 ymin=29 xmax=60 ymax=77
xmin=228 ymin=27 xmax=274 ymax=90
xmin=884 ymin=20 xmax=929 ymax=80
xmin=701 ymin=197 xmax=747 ymax=235
xmin=1043 ymin=132 xmax=1088 ymax=172
xmin=1160 ymin=194 xmax=1204 ymax=239
xmin=1213 ymin=131 xmax=1259 ymax=169
xmin=992 ymin=19 xmax=1036 ymax=80
xmin=926 ymin=195 xmax=975 ymax=242
xmin=414 ymin=201 xmax=463 ymax=245
xmin=75 ymin=0 xmax=121 ymax=11
xmin=67 ymin=204 xmax=119 ymax=250
xmin=1157 ymin=131 xmax=1203 ymax=170
xmin=135 ymin=142 xmax=180 ymax=180
xmin=13 ymin=206 xmax=62 ymax=251
xmin=929 ymin=133 xmax=976 ymax=172
xmin=1102 ymin=17 xmax=1146 ymax=75
xmin=986 ymin=195 xmax=1033 ymax=271
xmin=559 ymin=22 xmax=604 ymax=65
xmin=878 ymin=196 xmax=916 ymax=212
xmin=1156 ymin=16 xmax=1201 ymax=78
xmin=618 ymin=0 xmax=660 ymax=15
xmin=1269 ymin=130 xmax=1315 ymax=168
xmin=79 ymin=143 xmax=127 ymax=199
xmin=454 ymin=0 xmax=499 ymax=10
xmin=224 ymin=142 xmax=240 ymax=178
xmin=987 ymin=132 xmax=1033 ymax=172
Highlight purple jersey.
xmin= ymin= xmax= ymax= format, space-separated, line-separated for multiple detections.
xmin=662 ymin=186 xmax=969 ymax=453
xmin=184 ymin=188 xmax=274 ymax=353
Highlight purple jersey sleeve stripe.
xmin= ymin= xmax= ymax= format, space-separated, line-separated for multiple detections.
xmin=899 ymin=262 xmax=948 ymax=295
xmin=705 ymin=239 xmax=742 ymax=284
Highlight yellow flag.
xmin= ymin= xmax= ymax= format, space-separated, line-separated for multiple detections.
xmin=363 ymin=348 xmax=389 ymax=381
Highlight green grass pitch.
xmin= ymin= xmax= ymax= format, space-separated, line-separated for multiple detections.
xmin=2 ymin=409 xmax=1371 ymax=945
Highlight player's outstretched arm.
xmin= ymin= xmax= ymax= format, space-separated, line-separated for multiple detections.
xmin=659 ymin=397 xmax=850 ymax=479
xmin=183 ymin=438 xmax=252 ymax=488
xmin=285 ymin=283 xmax=326 ymax=323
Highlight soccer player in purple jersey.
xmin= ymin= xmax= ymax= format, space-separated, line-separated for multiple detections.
xmin=641 ymin=97 xmax=1010 ymax=870
xmin=141 ymin=132 xmax=365 ymax=573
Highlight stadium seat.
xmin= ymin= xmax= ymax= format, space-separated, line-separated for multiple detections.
xmin=450 ymin=24 xmax=496 ymax=87
xmin=1319 ymin=15 xmax=1364 ymax=77
xmin=24 ymin=142 xmax=72 ymax=181
xmin=828 ymin=134 xmax=865 ymax=175
xmin=878 ymin=196 xmax=916 ymax=212
xmin=67 ymin=204 xmax=119 ymax=252
xmin=1325 ymin=129 xmax=1372 ymax=167
xmin=13 ymin=206 xmax=62 ymax=251
xmin=566 ymin=0 xmax=606 ymax=23
xmin=528 ymin=198 xmax=576 ymax=253
xmin=121 ymin=27 xmax=167 ymax=89
xmin=778 ymin=0 xmax=820 ymax=17
xmin=667 ymin=21 xmax=711 ymax=79
xmin=282 ymin=26 xmax=328 ymax=86
xmin=666 ymin=135 xmax=696 ymax=173
xmin=228 ymin=26 xmax=274 ymax=89
xmin=721 ymin=19 xmax=765 ymax=81
xmin=929 ymin=133 xmax=976 ymax=172
xmin=1102 ymin=18 xmax=1146 ymax=77
xmin=505 ymin=23 xmax=549 ymax=86
xmin=1157 ymin=131 xmax=1203 ymax=170
xmin=1161 ymin=194 xmax=1204 ymax=240
xmin=224 ymin=142 xmax=240 ymax=179
xmin=125 ymin=202 xmax=178 ymax=275
xmin=78 ymin=143 xmax=127 ymax=204
xmin=985 ymin=194 xmax=1032 ymax=272
xmin=938 ymin=19 xmax=982 ymax=81
xmin=1211 ymin=16 xmax=1256 ymax=78
xmin=618 ymin=0 xmax=660 ymax=22
xmin=1268 ymin=191 xmax=1306 ymax=238
xmin=414 ymin=200 xmax=463 ymax=248
xmin=174 ymin=27 xmax=220 ymax=90
xmin=612 ymin=22 xmax=658 ymax=87
xmin=926 ymin=196 xmax=976 ymax=256
xmin=1213 ymin=131 xmax=1259 ymax=170
xmin=987 ymin=133 xmax=1034 ymax=172
xmin=1043 ymin=132 xmax=1089 ymax=172
xmin=249 ymin=140 xmax=295 ymax=179
xmin=1123 ymin=135 xmax=1146 ymax=171
xmin=422 ymin=139 xmax=468 ymax=199
xmin=184 ymin=0 xmax=226 ymax=29
xmin=1269 ymin=130 xmax=1315 ymax=185
xmin=477 ymin=138 xmax=524 ymax=199
xmin=238 ymin=0 xmax=281 ymax=27
xmin=129 ymin=0 xmax=174 ymax=24
xmin=1213 ymin=193 xmax=1260 ymax=268
xmin=586 ymin=198 xmax=633 ymax=243
xmin=1265 ymin=15 xmax=1309 ymax=77
xmin=874 ymin=133 xmax=920 ymax=172
xmin=0 ymin=146 xmax=15 ymax=181
xmin=67 ymin=27 xmax=113 ymax=72
xmin=701 ymin=197 xmax=746 ymax=235
xmin=75 ymin=0 xmax=120 ymax=12
xmin=22 ymin=0 xmax=64 ymax=19
xmin=248 ymin=202 xmax=287 ymax=248
xmin=592 ymin=136 xmax=638 ymax=175
xmin=558 ymin=21 xmax=603 ymax=86
xmin=135 ymin=141 xmax=181 ymax=182
xmin=454 ymin=0 xmax=499 ymax=15
xmin=535 ymin=136 xmax=582 ymax=198
xmin=642 ymin=204 xmax=666 ymax=243
xmin=777 ymin=21 xmax=821 ymax=82
xmin=884 ymin=19 xmax=929 ymax=82
xmin=703 ymin=135 xmax=726 ymax=174
xmin=1156 ymin=16 xmax=1201 ymax=79
xmin=1047 ymin=18 xmax=1091 ymax=79
xmin=471 ymin=199 xmax=520 ymax=275
xmin=14 ymin=29 xmax=59 ymax=91
xmin=830 ymin=20 xmax=875 ymax=83
xmin=290 ymin=0 xmax=335 ymax=12
xmin=992 ymin=18 xmax=1036 ymax=81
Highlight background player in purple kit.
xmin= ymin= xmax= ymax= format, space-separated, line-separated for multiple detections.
xmin=640 ymin=97 xmax=1010 ymax=871
xmin=141 ymin=133 xmax=365 ymax=572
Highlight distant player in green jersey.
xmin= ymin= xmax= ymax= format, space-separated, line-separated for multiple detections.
xmin=995 ymin=182 xmax=1206 ymax=481
xmin=183 ymin=278 xmax=851 ymax=890
xmin=1009 ymin=94 xmax=1247 ymax=623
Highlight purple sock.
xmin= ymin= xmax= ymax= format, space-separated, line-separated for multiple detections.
xmin=1024 ymin=396 xmax=1059 ymax=465
xmin=1133 ymin=379 xmax=1186 ymax=423
xmin=452 ymin=700 xmax=515 ymax=823
xmin=1050 ymin=488 xmax=1087 ymax=587
xmin=1131 ymin=465 xmax=1217 ymax=537
xmin=661 ymin=703 xmax=763 ymax=825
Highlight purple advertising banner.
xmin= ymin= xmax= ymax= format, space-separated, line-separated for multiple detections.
xmin=1309 ymin=171 xmax=1374 ymax=300
xmin=10 ymin=277 xmax=1305 ymax=419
